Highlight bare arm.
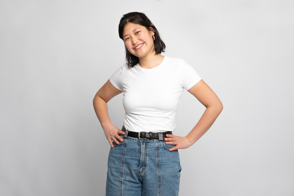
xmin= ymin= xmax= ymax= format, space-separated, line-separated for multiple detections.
xmin=165 ymin=79 xmax=223 ymax=151
xmin=93 ymin=79 xmax=125 ymax=147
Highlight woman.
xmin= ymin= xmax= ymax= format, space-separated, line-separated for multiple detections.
xmin=93 ymin=11 xmax=223 ymax=196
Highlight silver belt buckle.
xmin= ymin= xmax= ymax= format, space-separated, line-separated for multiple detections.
xmin=138 ymin=131 xmax=147 ymax=140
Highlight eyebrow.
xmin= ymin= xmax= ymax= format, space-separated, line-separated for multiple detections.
xmin=123 ymin=28 xmax=140 ymax=39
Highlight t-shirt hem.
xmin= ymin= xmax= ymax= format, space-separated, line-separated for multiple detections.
xmin=109 ymin=78 xmax=123 ymax=91
xmin=186 ymin=78 xmax=202 ymax=90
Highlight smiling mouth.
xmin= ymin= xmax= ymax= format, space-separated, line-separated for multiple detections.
xmin=134 ymin=44 xmax=143 ymax=50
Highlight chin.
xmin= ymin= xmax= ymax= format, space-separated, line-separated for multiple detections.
xmin=132 ymin=52 xmax=145 ymax=58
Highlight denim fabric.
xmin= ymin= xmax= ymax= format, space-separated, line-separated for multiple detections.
xmin=106 ymin=131 xmax=182 ymax=196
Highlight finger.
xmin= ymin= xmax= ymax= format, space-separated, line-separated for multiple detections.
xmin=164 ymin=137 xmax=172 ymax=141
xmin=118 ymin=130 xmax=126 ymax=135
xmin=116 ymin=134 xmax=124 ymax=142
xmin=113 ymin=137 xmax=120 ymax=145
xmin=108 ymin=139 xmax=114 ymax=148
xmin=165 ymin=141 xmax=175 ymax=145
xmin=165 ymin=135 xmax=174 ymax=140
xmin=166 ymin=134 xmax=173 ymax=137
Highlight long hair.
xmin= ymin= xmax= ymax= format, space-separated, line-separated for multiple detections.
xmin=118 ymin=12 xmax=166 ymax=68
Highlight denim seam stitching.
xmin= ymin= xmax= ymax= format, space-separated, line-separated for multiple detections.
xmin=119 ymin=139 xmax=127 ymax=196
xmin=157 ymin=141 xmax=161 ymax=196
xmin=140 ymin=141 xmax=148 ymax=174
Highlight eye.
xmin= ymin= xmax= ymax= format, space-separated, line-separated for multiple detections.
xmin=124 ymin=37 xmax=129 ymax=41
xmin=136 ymin=31 xmax=140 ymax=34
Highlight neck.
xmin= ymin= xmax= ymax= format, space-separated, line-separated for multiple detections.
xmin=138 ymin=52 xmax=164 ymax=69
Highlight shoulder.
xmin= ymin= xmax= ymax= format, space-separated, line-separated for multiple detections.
xmin=166 ymin=56 xmax=191 ymax=69
xmin=121 ymin=63 xmax=128 ymax=72
xmin=165 ymin=56 xmax=182 ymax=63
xmin=166 ymin=56 xmax=188 ymax=65
xmin=112 ymin=63 xmax=128 ymax=73
xmin=163 ymin=56 xmax=184 ymax=70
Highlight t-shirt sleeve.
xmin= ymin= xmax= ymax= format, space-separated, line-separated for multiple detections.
xmin=109 ymin=65 xmax=125 ymax=91
xmin=180 ymin=59 xmax=202 ymax=90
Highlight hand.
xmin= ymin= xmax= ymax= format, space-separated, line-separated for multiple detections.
xmin=102 ymin=123 xmax=125 ymax=148
xmin=164 ymin=134 xmax=193 ymax=151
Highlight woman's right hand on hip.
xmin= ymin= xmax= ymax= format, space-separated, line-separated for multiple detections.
xmin=102 ymin=123 xmax=125 ymax=148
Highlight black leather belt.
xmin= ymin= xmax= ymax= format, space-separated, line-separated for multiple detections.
xmin=122 ymin=125 xmax=172 ymax=140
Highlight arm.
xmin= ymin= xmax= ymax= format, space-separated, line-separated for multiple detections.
xmin=165 ymin=79 xmax=223 ymax=151
xmin=93 ymin=79 xmax=125 ymax=147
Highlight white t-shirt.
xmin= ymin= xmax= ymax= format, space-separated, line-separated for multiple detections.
xmin=109 ymin=55 xmax=201 ymax=132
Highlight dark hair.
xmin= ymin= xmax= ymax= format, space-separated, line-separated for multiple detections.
xmin=118 ymin=12 xmax=166 ymax=68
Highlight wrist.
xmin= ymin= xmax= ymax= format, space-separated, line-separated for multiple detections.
xmin=101 ymin=121 xmax=112 ymax=129
xmin=185 ymin=135 xmax=195 ymax=146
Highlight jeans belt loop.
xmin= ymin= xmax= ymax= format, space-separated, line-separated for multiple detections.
xmin=123 ymin=129 xmax=128 ymax=138
xmin=158 ymin=133 xmax=163 ymax=141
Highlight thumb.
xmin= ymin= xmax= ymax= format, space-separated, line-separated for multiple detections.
xmin=169 ymin=146 xmax=178 ymax=151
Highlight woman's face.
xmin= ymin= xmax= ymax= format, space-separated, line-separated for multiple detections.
xmin=122 ymin=22 xmax=155 ymax=59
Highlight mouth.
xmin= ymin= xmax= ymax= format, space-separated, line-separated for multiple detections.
xmin=134 ymin=43 xmax=143 ymax=50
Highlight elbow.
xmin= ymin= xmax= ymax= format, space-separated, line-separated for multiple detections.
xmin=93 ymin=94 xmax=107 ymax=105
xmin=216 ymin=101 xmax=223 ymax=114
xmin=93 ymin=94 xmax=100 ymax=105
xmin=208 ymin=101 xmax=223 ymax=114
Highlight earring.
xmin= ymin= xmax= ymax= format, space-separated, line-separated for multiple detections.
xmin=152 ymin=35 xmax=155 ymax=41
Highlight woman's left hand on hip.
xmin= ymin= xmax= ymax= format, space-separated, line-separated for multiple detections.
xmin=164 ymin=134 xmax=192 ymax=151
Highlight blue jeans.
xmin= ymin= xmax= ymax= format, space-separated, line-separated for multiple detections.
xmin=106 ymin=129 xmax=182 ymax=196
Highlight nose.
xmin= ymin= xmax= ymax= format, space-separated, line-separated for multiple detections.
xmin=131 ymin=36 xmax=138 ymax=45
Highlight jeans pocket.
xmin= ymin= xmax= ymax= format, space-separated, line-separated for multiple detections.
xmin=163 ymin=143 xmax=177 ymax=151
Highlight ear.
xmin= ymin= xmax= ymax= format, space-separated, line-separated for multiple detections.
xmin=149 ymin=25 xmax=155 ymax=36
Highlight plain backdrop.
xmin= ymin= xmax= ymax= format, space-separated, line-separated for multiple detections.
xmin=1 ymin=0 xmax=294 ymax=195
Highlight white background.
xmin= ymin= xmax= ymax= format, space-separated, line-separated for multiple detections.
xmin=1 ymin=0 xmax=294 ymax=195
